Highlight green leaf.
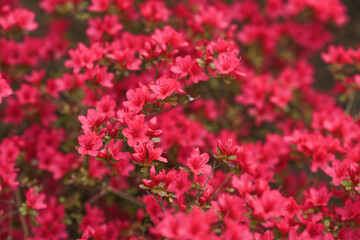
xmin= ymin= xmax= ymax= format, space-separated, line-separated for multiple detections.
xmin=110 ymin=158 xmax=119 ymax=163
xmin=158 ymin=190 xmax=166 ymax=197
xmin=324 ymin=219 xmax=330 ymax=228
xmin=179 ymin=166 xmax=190 ymax=173
xmin=341 ymin=180 xmax=351 ymax=187
xmin=227 ymin=155 xmax=237 ymax=160
xmin=19 ymin=203 xmax=28 ymax=216
xmin=168 ymin=101 xmax=178 ymax=106
xmin=196 ymin=58 xmax=205 ymax=68
xmin=139 ymin=184 xmax=148 ymax=189
xmin=213 ymin=154 xmax=221 ymax=159
xmin=226 ymin=161 xmax=235 ymax=168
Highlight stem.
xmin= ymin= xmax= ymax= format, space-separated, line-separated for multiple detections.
xmin=84 ymin=189 xmax=106 ymax=206
xmin=109 ymin=188 xmax=145 ymax=208
xmin=346 ymin=92 xmax=356 ymax=115
xmin=210 ymin=173 xmax=234 ymax=201
xmin=145 ymin=104 xmax=181 ymax=117
xmin=196 ymin=161 xmax=217 ymax=203
xmin=152 ymin=61 xmax=161 ymax=83
xmin=147 ymin=191 xmax=165 ymax=213
xmin=15 ymin=189 xmax=29 ymax=238
xmin=0 ymin=210 xmax=18 ymax=223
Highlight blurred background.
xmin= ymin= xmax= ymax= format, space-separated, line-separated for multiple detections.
xmin=3 ymin=0 xmax=360 ymax=91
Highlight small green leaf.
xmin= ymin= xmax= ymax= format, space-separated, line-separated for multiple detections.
xmin=324 ymin=219 xmax=330 ymax=228
xmin=227 ymin=155 xmax=237 ymax=160
xmin=139 ymin=184 xmax=148 ymax=189
xmin=341 ymin=180 xmax=351 ymax=187
xmin=167 ymin=95 xmax=178 ymax=101
xmin=110 ymin=158 xmax=119 ymax=163
xmin=19 ymin=203 xmax=28 ymax=216
xmin=168 ymin=101 xmax=177 ymax=106
xmin=158 ymin=190 xmax=166 ymax=197
xmin=179 ymin=166 xmax=190 ymax=173
xmin=196 ymin=58 xmax=205 ymax=68
xmin=213 ymin=154 xmax=221 ymax=159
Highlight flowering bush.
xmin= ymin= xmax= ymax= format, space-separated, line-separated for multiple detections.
xmin=1 ymin=0 xmax=359 ymax=239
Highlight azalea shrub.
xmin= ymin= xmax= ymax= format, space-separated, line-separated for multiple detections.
xmin=1 ymin=0 xmax=360 ymax=239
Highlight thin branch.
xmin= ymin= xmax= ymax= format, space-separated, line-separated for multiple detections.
xmin=346 ymin=92 xmax=356 ymax=115
xmin=196 ymin=161 xmax=217 ymax=203
xmin=15 ymin=189 xmax=29 ymax=238
xmin=147 ymin=191 xmax=165 ymax=213
xmin=0 ymin=210 xmax=18 ymax=223
xmin=210 ymin=173 xmax=234 ymax=201
xmin=109 ymin=188 xmax=145 ymax=208
xmin=84 ymin=189 xmax=106 ymax=206
xmin=145 ymin=104 xmax=181 ymax=117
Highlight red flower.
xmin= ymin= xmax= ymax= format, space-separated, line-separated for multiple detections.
xmin=324 ymin=159 xmax=348 ymax=186
xmin=142 ymin=165 xmax=166 ymax=188
xmin=26 ymin=187 xmax=47 ymax=210
xmin=95 ymin=95 xmax=116 ymax=118
xmin=213 ymin=51 xmax=240 ymax=75
xmin=0 ymin=74 xmax=12 ymax=104
xmin=140 ymin=0 xmax=170 ymax=23
xmin=13 ymin=8 xmax=38 ymax=31
xmin=122 ymin=115 xmax=149 ymax=147
xmin=104 ymin=15 xmax=123 ymax=35
xmin=171 ymin=55 xmax=193 ymax=78
xmin=304 ymin=186 xmax=332 ymax=207
xmin=65 ymin=43 xmax=103 ymax=73
xmin=78 ymin=131 xmax=104 ymax=156
xmin=189 ymin=62 xmax=209 ymax=83
xmin=123 ymin=88 xmax=146 ymax=113
xmin=16 ymin=84 xmax=39 ymax=105
xmin=78 ymin=109 xmax=106 ymax=130
xmin=32 ymin=198 xmax=68 ymax=239
xmin=152 ymin=26 xmax=188 ymax=53
xmin=89 ymin=0 xmax=111 ymax=12
xmin=132 ymin=141 xmax=167 ymax=165
xmin=336 ymin=197 xmax=360 ymax=221
xmin=147 ymin=117 xmax=163 ymax=138
xmin=217 ymin=138 xmax=238 ymax=158
xmin=85 ymin=65 xmax=114 ymax=88
xmin=0 ymin=8 xmax=38 ymax=31
xmin=247 ymin=189 xmax=286 ymax=220
xmin=321 ymin=45 xmax=353 ymax=64
xmin=108 ymin=49 xmax=142 ymax=71
xmin=187 ymin=147 xmax=211 ymax=175
xmin=150 ymin=76 xmax=185 ymax=100
xmin=168 ymin=170 xmax=191 ymax=197
xmin=107 ymin=139 xmax=124 ymax=161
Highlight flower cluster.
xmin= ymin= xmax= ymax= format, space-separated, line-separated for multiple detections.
xmin=0 ymin=0 xmax=359 ymax=239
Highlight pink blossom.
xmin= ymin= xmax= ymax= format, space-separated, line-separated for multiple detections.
xmin=187 ymin=147 xmax=211 ymax=175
